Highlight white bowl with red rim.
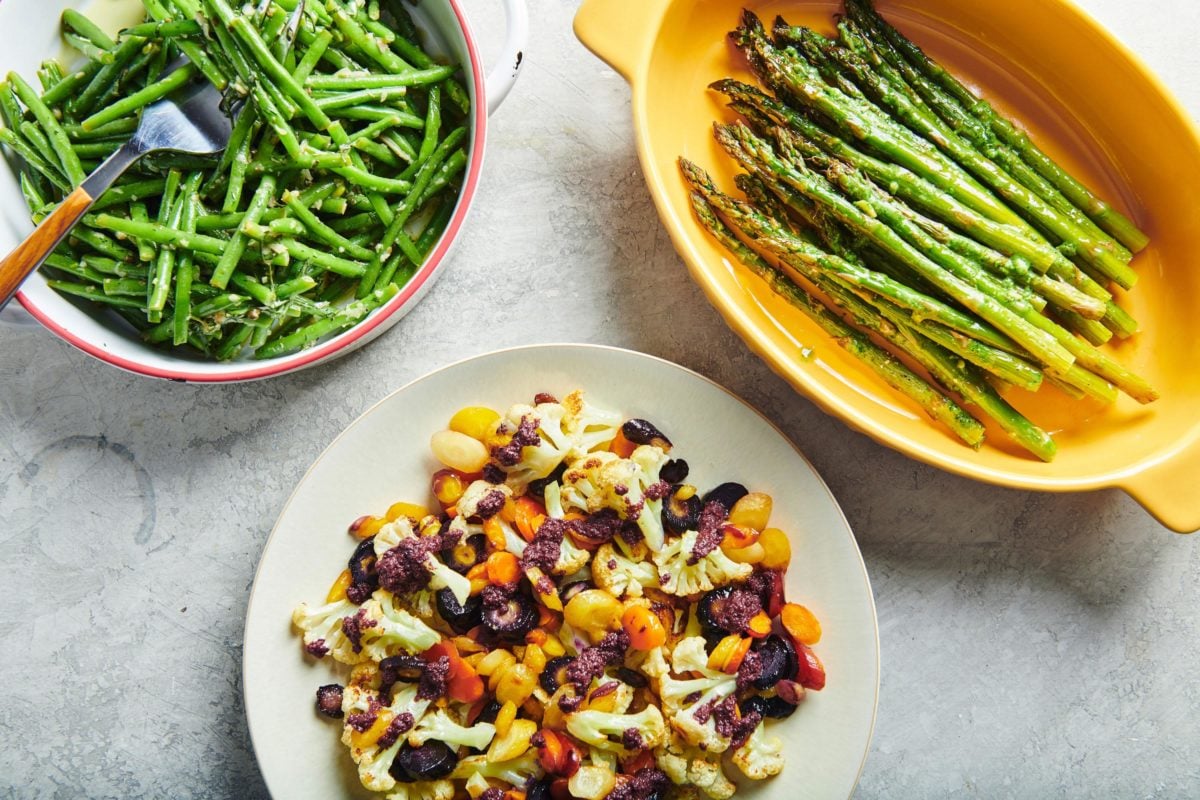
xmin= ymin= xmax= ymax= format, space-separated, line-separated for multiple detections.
xmin=0 ymin=0 xmax=528 ymax=381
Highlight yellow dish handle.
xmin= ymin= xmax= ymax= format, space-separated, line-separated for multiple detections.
xmin=1122 ymin=437 xmax=1200 ymax=534
xmin=573 ymin=0 xmax=667 ymax=81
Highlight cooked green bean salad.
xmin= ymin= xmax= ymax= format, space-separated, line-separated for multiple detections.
xmin=0 ymin=0 xmax=469 ymax=360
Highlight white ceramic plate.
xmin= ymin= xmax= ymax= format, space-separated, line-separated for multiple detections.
xmin=243 ymin=344 xmax=880 ymax=799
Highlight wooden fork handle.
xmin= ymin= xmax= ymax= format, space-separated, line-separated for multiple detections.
xmin=0 ymin=185 xmax=95 ymax=308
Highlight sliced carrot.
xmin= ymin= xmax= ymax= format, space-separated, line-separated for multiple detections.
xmin=781 ymin=603 xmax=822 ymax=645
xmin=621 ymin=604 xmax=666 ymax=650
xmin=513 ymin=496 xmax=548 ymax=541
xmin=609 ymin=428 xmax=637 ymax=458
xmin=487 ymin=550 xmax=521 ymax=585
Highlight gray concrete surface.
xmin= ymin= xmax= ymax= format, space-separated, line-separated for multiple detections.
xmin=2 ymin=1 xmax=1199 ymax=797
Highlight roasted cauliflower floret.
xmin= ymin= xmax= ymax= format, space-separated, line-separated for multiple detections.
xmin=653 ymin=530 xmax=752 ymax=597
xmin=358 ymin=592 xmax=441 ymax=660
xmin=386 ymin=780 xmax=455 ymax=800
xmin=450 ymin=751 xmax=542 ymax=787
xmin=591 ymin=542 xmax=660 ymax=598
xmin=291 ymin=597 xmax=373 ymax=665
xmin=655 ymin=733 xmax=737 ymax=800
xmin=408 ymin=708 xmax=496 ymax=750
xmin=566 ymin=704 xmax=666 ymax=753
xmin=656 ymin=638 xmax=738 ymax=753
xmin=560 ymin=445 xmax=670 ymax=552
xmin=731 ymin=719 xmax=785 ymax=780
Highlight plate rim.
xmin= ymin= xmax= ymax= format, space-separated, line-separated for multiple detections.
xmin=242 ymin=342 xmax=881 ymax=799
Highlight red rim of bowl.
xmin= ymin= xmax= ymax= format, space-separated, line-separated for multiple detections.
xmin=13 ymin=0 xmax=488 ymax=383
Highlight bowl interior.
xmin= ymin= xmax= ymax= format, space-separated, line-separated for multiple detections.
xmin=636 ymin=0 xmax=1200 ymax=486
xmin=0 ymin=0 xmax=480 ymax=379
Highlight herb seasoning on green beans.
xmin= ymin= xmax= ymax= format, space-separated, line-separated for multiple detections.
xmin=0 ymin=0 xmax=468 ymax=359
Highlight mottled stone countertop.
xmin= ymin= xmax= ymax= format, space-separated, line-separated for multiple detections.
xmin=2 ymin=1 xmax=1199 ymax=797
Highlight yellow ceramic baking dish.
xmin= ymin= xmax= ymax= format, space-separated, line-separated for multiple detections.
xmin=574 ymin=0 xmax=1200 ymax=533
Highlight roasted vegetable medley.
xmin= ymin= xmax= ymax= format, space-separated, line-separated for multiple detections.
xmin=293 ymin=390 xmax=826 ymax=799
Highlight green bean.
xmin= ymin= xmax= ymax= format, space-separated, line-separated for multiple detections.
xmin=122 ymin=41 xmax=165 ymax=91
xmin=41 ymin=61 xmax=103 ymax=108
xmin=209 ymin=0 xmax=332 ymax=130
xmin=90 ymin=214 xmax=228 ymax=254
xmin=242 ymin=217 xmax=306 ymax=239
xmin=47 ymin=280 xmax=145 ymax=308
xmin=223 ymin=115 xmax=258 ymax=213
xmin=92 ymin=178 xmax=168 ymax=211
xmin=172 ymin=257 xmax=195 ymax=345
xmin=313 ymin=87 xmax=412 ymax=112
xmin=342 ymin=114 xmax=404 ymax=145
xmin=150 ymin=172 xmax=202 ymax=315
xmin=317 ymin=195 xmax=348 ymax=215
xmin=65 ymin=117 xmax=139 ymax=141
xmin=147 ymin=170 xmax=182 ymax=321
xmin=417 ymin=85 xmax=441 ymax=165
xmin=73 ymin=140 xmax=123 ymax=159
xmin=104 ymin=277 xmax=150 ymax=296
xmin=8 ymin=72 xmax=86 ymax=185
xmin=416 ymin=148 xmax=466 ymax=209
xmin=292 ymin=29 xmax=332 ymax=85
xmin=63 ymin=9 xmax=116 ymax=50
xmin=63 ymin=32 xmax=114 ymax=64
xmin=0 ymin=81 xmax=26 ymax=131
xmin=352 ymin=138 xmax=406 ymax=169
xmin=142 ymin=318 xmax=174 ymax=344
xmin=215 ymin=323 xmax=254 ymax=360
xmin=382 ymin=131 xmax=419 ymax=161
xmin=275 ymin=274 xmax=317 ymax=298
xmin=192 ymin=292 xmax=246 ymax=317
xmin=208 ymin=12 xmax=255 ymax=88
xmin=36 ymin=61 xmax=65 ymax=93
xmin=72 ymin=226 xmax=135 ymax=261
xmin=230 ymin=273 xmax=275 ymax=305
xmin=254 ymin=282 xmax=397 ymax=358
xmin=331 ymin=164 xmax=411 ymax=195
xmin=260 ymin=5 xmax=291 ymax=60
xmin=324 ymin=104 xmax=424 ymax=125
xmin=143 ymin=0 xmax=229 ymax=90
xmin=83 ymin=63 xmax=196 ymax=132
xmin=306 ymin=67 xmax=454 ymax=90
xmin=83 ymin=255 xmax=143 ymax=277
xmin=252 ymin=84 xmax=303 ymax=163
xmin=70 ymin=36 xmax=147 ymax=117
xmin=276 ymin=239 xmax=367 ymax=276
xmin=129 ymin=203 xmax=158 ymax=262
xmin=327 ymin=211 xmax=375 ymax=234
xmin=327 ymin=2 xmax=411 ymax=73
xmin=283 ymin=190 xmax=375 ymax=260
xmin=197 ymin=212 xmax=245 ymax=231
xmin=0 ymin=127 xmax=70 ymax=191
xmin=19 ymin=172 xmax=48 ymax=212
xmin=212 ymin=174 xmax=276 ymax=288
xmin=376 ymin=125 xmax=466 ymax=265
xmin=122 ymin=20 xmax=204 ymax=38
xmin=294 ymin=25 xmax=354 ymax=73
xmin=316 ymin=275 xmax=356 ymax=303
xmin=44 ymin=253 xmax=107 ymax=284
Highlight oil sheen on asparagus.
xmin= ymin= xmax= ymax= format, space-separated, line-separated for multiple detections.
xmin=0 ymin=0 xmax=468 ymax=359
xmin=681 ymin=1 xmax=1156 ymax=461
